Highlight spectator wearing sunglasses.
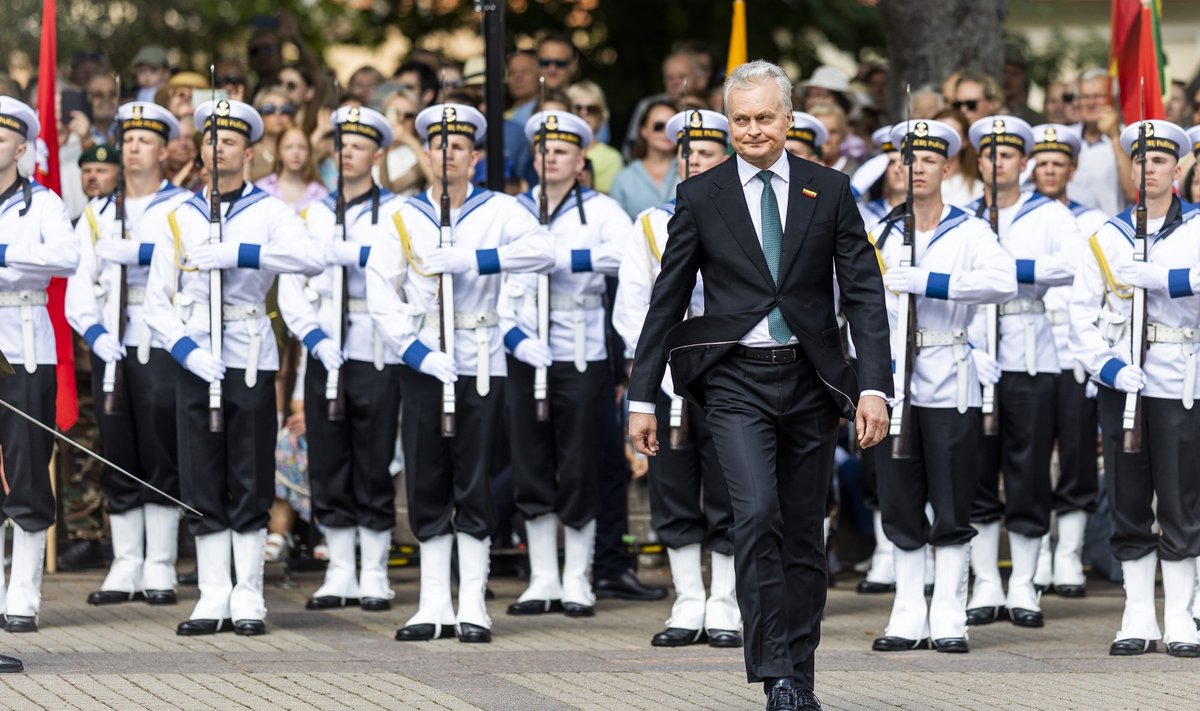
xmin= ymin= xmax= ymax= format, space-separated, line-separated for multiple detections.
xmin=568 ymin=81 xmax=624 ymax=194
xmin=214 ymin=58 xmax=249 ymax=102
xmin=537 ymin=32 xmax=579 ymax=93
xmin=1042 ymin=80 xmax=1079 ymax=125
xmin=610 ymin=100 xmax=679 ymax=219
xmin=951 ymin=72 xmax=1000 ymax=127
xmin=249 ymin=87 xmax=296 ymax=183
xmin=279 ymin=64 xmax=325 ymax=139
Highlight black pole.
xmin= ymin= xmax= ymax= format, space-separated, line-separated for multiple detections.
xmin=478 ymin=1 xmax=506 ymax=191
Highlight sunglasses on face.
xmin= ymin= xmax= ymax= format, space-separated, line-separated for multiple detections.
xmin=538 ymin=58 xmax=571 ymax=69
xmin=951 ymin=99 xmax=983 ymax=112
xmin=651 ymin=121 xmax=667 ymax=132
xmin=387 ymin=108 xmax=417 ymax=121
xmin=1060 ymin=92 xmax=1077 ymax=103
xmin=573 ymin=103 xmax=603 ymax=116
xmin=260 ymin=103 xmax=295 ymax=116
xmin=248 ymin=45 xmax=277 ymax=58
xmin=283 ymin=80 xmax=303 ymax=92
xmin=218 ymin=75 xmax=246 ymax=86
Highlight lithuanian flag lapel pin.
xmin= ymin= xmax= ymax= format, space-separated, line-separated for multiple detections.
xmin=802 ymin=187 xmax=818 ymax=199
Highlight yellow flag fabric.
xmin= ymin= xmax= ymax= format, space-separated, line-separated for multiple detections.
xmin=726 ymin=0 xmax=747 ymax=76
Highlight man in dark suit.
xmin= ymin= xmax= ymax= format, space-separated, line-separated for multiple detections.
xmin=628 ymin=60 xmax=892 ymax=711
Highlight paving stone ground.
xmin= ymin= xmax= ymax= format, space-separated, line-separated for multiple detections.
xmin=0 ymin=565 xmax=1197 ymax=709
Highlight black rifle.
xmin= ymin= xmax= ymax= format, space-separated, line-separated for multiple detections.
xmin=534 ymin=76 xmax=550 ymax=422
xmin=438 ymin=93 xmax=457 ymax=438
xmin=1124 ymin=82 xmax=1149 ymax=453
xmin=891 ymin=85 xmax=917 ymax=459
xmin=980 ymin=120 xmax=1000 ymax=436
xmin=326 ymin=89 xmax=348 ymax=421
xmin=206 ymin=65 xmax=224 ymax=432
xmin=101 ymin=74 xmax=127 ymax=415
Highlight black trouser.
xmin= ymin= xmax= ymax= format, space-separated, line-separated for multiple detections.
xmin=0 ymin=367 xmax=56 ymax=531
xmin=505 ymin=358 xmax=606 ymax=528
xmin=304 ymin=357 xmax=401 ymax=531
xmin=1098 ymin=388 xmax=1200 ymax=562
xmin=177 ymin=368 xmax=276 ymax=536
xmin=1051 ymin=371 xmax=1099 ymax=514
xmin=399 ymin=368 xmax=499 ymax=542
xmin=593 ymin=380 xmax=632 ymax=581
xmin=971 ymin=372 xmax=1056 ymax=537
xmin=91 ymin=350 xmax=180 ymax=512
xmin=876 ymin=407 xmax=980 ymax=551
xmin=701 ymin=351 xmax=840 ymax=689
xmin=648 ymin=387 xmax=733 ymax=555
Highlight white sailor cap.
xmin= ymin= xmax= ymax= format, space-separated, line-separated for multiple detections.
xmin=1031 ymin=123 xmax=1081 ymax=158
xmin=1120 ymin=120 xmax=1190 ymax=159
xmin=872 ymin=125 xmax=897 ymax=152
xmin=787 ymin=112 xmax=828 ymax=150
xmin=890 ymin=119 xmax=961 ymax=158
xmin=664 ymin=109 xmax=729 ymax=147
xmin=194 ymin=99 xmax=264 ymax=144
xmin=1188 ymin=125 xmax=1200 ymax=156
xmin=524 ymin=110 xmax=593 ymax=149
xmin=0 ymin=96 xmax=39 ymax=142
xmin=334 ymin=105 xmax=392 ymax=148
xmin=416 ymin=103 xmax=487 ymax=146
xmin=118 ymin=101 xmax=181 ymax=141
xmin=968 ymin=115 xmax=1034 ymax=156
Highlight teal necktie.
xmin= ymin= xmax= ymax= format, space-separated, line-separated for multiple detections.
xmin=758 ymin=170 xmax=791 ymax=344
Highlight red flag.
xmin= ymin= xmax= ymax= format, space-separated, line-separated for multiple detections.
xmin=34 ymin=0 xmax=78 ymax=431
xmin=1110 ymin=0 xmax=1166 ymax=121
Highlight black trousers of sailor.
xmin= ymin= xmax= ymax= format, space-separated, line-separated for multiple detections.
xmin=90 ymin=350 xmax=180 ymax=512
xmin=177 ymin=368 xmax=276 ymax=535
xmin=399 ymin=367 xmax=500 ymax=541
xmin=876 ymin=407 xmax=980 ymax=551
xmin=304 ymin=357 xmax=401 ymax=531
xmin=1097 ymin=388 xmax=1200 ymax=562
xmin=0 ymin=368 xmax=56 ymax=531
xmin=1051 ymin=372 xmax=1099 ymax=514
xmin=648 ymin=387 xmax=733 ymax=555
xmin=700 ymin=349 xmax=840 ymax=688
xmin=971 ymin=372 xmax=1056 ymax=537
xmin=504 ymin=358 xmax=605 ymax=528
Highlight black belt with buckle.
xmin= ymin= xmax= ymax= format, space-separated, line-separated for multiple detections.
xmin=735 ymin=344 xmax=803 ymax=364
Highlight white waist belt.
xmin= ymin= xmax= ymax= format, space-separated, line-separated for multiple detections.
xmin=1148 ymin=322 xmax=1199 ymax=409
xmin=549 ymin=292 xmax=602 ymax=372
xmin=915 ymin=328 xmax=967 ymax=348
xmin=0 ymin=290 xmax=47 ymax=373
xmin=1000 ymin=298 xmax=1044 ymax=375
xmin=998 ymin=298 xmax=1045 ymax=316
xmin=914 ymin=328 xmax=970 ymax=413
xmin=425 ymin=309 xmax=500 ymax=396
xmin=126 ymin=287 xmax=145 ymax=306
xmin=1047 ymin=309 xmax=1069 ymax=326
xmin=0 ymin=290 xmax=47 ymax=307
xmin=549 ymin=293 xmax=603 ymax=311
xmin=176 ymin=299 xmax=268 ymax=388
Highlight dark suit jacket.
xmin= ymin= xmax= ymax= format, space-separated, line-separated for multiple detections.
xmin=627 ymin=152 xmax=892 ymax=419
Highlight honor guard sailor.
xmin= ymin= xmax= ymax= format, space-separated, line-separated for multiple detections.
xmin=143 ymin=98 xmax=325 ymax=636
xmin=852 ymin=126 xmax=905 ymax=227
xmin=65 ymin=101 xmax=192 ymax=608
xmin=0 ymin=96 xmax=80 ymax=634
xmin=612 ymin=108 xmax=742 ymax=648
xmin=783 ymin=110 xmax=827 ymax=163
xmin=365 ymin=103 xmax=554 ymax=643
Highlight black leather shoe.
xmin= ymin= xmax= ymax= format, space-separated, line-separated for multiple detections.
xmin=1194 ymin=617 xmax=1199 ymax=632
xmin=933 ymin=637 xmax=970 ymax=653
xmin=176 ymin=618 xmax=233 ymax=636
xmin=794 ymin=687 xmax=823 ymax=710
xmin=966 ymin=606 xmax=1008 ymax=626
xmin=1167 ymin=642 xmax=1200 ymax=658
xmin=563 ymin=602 xmax=594 ymax=618
xmin=594 ymin=571 xmax=667 ymax=601
xmin=3 ymin=616 xmax=36 ymax=633
xmin=457 ymin=622 xmax=492 ymax=643
xmin=178 ymin=568 xmax=198 ymax=586
xmin=360 ymin=598 xmax=390 ymax=611
xmin=1010 ymin=608 xmax=1044 ymax=628
xmin=871 ymin=636 xmax=930 ymax=652
xmin=145 ymin=590 xmax=177 ymax=606
xmin=707 ymin=629 xmax=743 ymax=648
xmin=395 ymin=623 xmax=454 ymax=641
xmin=765 ymin=678 xmax=799 ymax=711
xmin=0 ymin=655 xmax=21 ymax=673
xmin=1034 ymin=583 xmax=1050 ymax=594
xmin=87 ymin=590 xmax=145 ymax=605
xmin=506 ymin=599 xmax=563 ymax=616
xmin=855 ymin=580 xmax=895 ymax=594
xmin=652 ymin=627 xmax=707 ymax=647
xmin=305 ymin=596 xmax=359 ymax=610
xmin=233 ymin=619 xmax=266 ymax=636
xmin=1109 ymin=638 xmax=1155 ymax=655
xmin=1055 ymin=584 xmax=1086 ymax=598
xmin=56 ymin=539 xmax=108 ymax=571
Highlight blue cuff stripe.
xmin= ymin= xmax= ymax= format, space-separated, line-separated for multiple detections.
xmin=1016 ymin=259 xmax=1035 ymax=284
xmin=1168 ymin=268 xmax=1193 ymax=298
xmin=0 ymin=244 xmax=7 ymax=267
xmin=926 ymin=272 xmax=951 ymax=300
xmin=504 ymin=327 xmax=529 ymax=353
xmin=1099 ymin=357 xmax=1126 ymax=388
xmin=571 ymin=249 xmax=593 ymax=273
xmin=83 ymin=324 xmax=107 ymax=348
xmin=237 ymin=243 xmax=261 ymax=269
xmin=359 ymin=246 xmax=370 ymax=267
xmin=302 ymin=328 xmax=329 ymax=351
xmin=170 ymin=337 xmax=199 ymax=365
xmin=137 ymin=243 xmax=154 ymax=265
xmin=402 ymin=340 xmax=433 ymax=370
xmin=476 ymin=248 xmax=501 ymax=275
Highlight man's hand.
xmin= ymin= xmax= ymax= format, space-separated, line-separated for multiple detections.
xmin=629 ymin=412 xmax=659 ymax=456
xmin=856 ymin=394 xmax=889 ymax=449
xmin=1097 ymin=105 xmax=1121 ymax=140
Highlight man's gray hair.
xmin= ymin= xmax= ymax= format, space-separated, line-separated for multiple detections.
xmin=723 ymin=60 xmax=793 ymax=116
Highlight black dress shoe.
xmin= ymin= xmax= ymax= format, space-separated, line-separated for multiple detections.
xmin=56 ymin=539 xmax=108 ymax=571
xmin=1055 ymin=584 xmax=1086 ymax=598
xmin=652 ymin=627 xmax=707 ymax=647
xmin=178 ymin=568 xmax=198 ymax=586
xmin=871 ymin=636 xmax=930 ymax=652
xmin=87 ymin=590 xmax=145 ymax=605
xmin=933 ymin=637 xmax=970 ymax=653
xmin=457 ymin=622 xmax=492 ymax=643
xmin=1034 ymin=583 xmax=1050 ymax=594
xmin=765 ymin=678 xmax=799 ymax=711
xmin=506 ymin=599 xmax=564 ymax=616
xmin=233 ymin=619 xmax=266 ymax=636
xmin=3 ymin=616 xmax=36 ymax=633
xmin=360 ymin=598 xmax=390 ymax=611
xmin=855 ymin=580 xmax=895 ymax=594
xmin=594 ymin=571 xmax=668 ymax=601
xmin=305 ymin=596 xmax=359 ymax=610
xmin=794 ymin=687 xmax=823 ymax=710
xmin=1194 ymin=617 xmax=1199 ymax=632
xmin=145 ymin=590 xmax=177 ymax=606
xmin=1167 ymin=642 xmax=1200 ymax=658
xmin=1109 ymin=638 xmax=1156 ymax=655
xmin=0 ymin=655 xmax=22 ymax=673
xmin=176 ymin=618 xmax=234 ymax=636
xmin=563 ymin=602 xmax=594 ymax=618
xmin=395 ymin=623 xmax=454 ymax=641
xmin=966 ymin=606 xmax=1008 ymax=626
xmin=1009 ymin=608 xmax=1044 ymax=628
xmin=707 ymin=629 xmax=743 ymax=648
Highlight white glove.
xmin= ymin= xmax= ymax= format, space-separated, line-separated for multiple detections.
xmin=971 ymin=348 xmax=1002 ymax=386
xmin=513 ymin=337 xmax=552 ymax=367
xmin=418 ymin=350 xmax=458 ymax=384
xmin=310 ymin=339 xmax=345 ymax=372
xmin=1114 ymin=364 xmax=1146 ymax=394
xmin=1115 ymin=262 xmax=1170 ymax=291
xmin=422 ymin=247 xmax=476 ymax=275
xmin=1085 ymin=381 xmax=1098 ymax=399
xmin=882 ymin=266 xmax=932 ymax=295
xmin=183 ymin=348 xmax=226 ymax=383
xmin=189 ymin=243 xmax=242 ymax=271
xmin=90 ymin=332 xmax=126 ymax=363
xmin=326 ymin=241 xmax=364 ymax=267
xmin=94 ymin=239 xmax=143 ymax=266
